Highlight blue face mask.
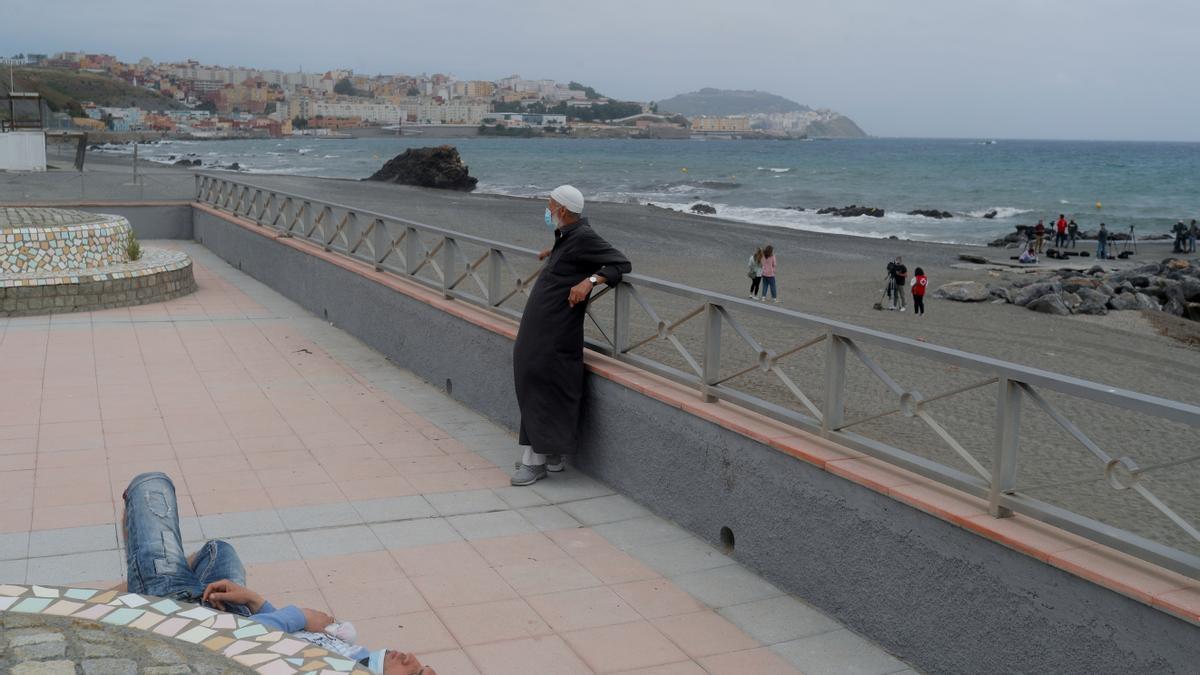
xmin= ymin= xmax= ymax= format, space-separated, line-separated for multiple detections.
xmin=544 ymin=208 xmax=556 ymax=230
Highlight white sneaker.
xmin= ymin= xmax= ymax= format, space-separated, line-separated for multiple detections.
xmin=900 ymin=307 xmax=906 ymax=312
xmin=773 ymin=299 xmax=780 ymax=304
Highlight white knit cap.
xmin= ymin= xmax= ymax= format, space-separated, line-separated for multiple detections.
xmin=550 ymin=185 xmax=585 ymax=214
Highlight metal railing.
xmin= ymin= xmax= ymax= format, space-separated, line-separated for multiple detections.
xmin=194 ymin=173 xmax=1200 ymax=580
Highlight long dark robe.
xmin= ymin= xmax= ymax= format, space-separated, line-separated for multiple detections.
xmin=513 ymin=217 xmax=631 ymax=454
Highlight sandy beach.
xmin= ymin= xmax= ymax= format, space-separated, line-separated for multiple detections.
xmin=6 ymin=157 xmax=1198 ymax=554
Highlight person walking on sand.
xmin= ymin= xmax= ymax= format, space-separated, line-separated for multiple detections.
xmin=747 ymin=247 xmax=764 ymax=298
xmin=1034 ymin=219 xmax=1046 ymax=254
xmin=760 ymin=245 xmax=779 ymax=303
xmin=911 ymin=267 xmax=928 ymax=315
xmin=1189 ymin=219 xmax=1198 ymax=254
xmin=1055 ymin=214 xmax=1068 ymax=248
xmin=1172 ymin=221 xmax=1187 ymax=253
xmin=1097 ymin=223 xmax=1109 ymax=260
xmin=511 ymin=185 xmax=631 ymax=486
xmin=1068 ymin=219 xmax=1079 ymax=248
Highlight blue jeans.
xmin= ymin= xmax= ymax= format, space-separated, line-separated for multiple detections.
xmin=1097 ymin=240 xmax=1107 ymax=259
xmin=123 ymin=472 xmax=252 ymax=615
xmin=761 ymin=276 xmax=777 ymax=299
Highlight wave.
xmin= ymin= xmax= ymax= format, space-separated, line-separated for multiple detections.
xmin=756 ymin=167 xmax=791 ymax=173
xmin=967 ymin=206 xmax=1031 ymax=219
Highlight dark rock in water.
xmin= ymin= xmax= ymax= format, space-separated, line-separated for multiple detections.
xmin=982 ymin=209 xmax=999 ymax=219
xmin=367 ymin=145 xmax=478 ymax=191
xmin=689 ymin=203 xmax=717 ymax=215
xmin=958 ymin=254 xmax=989 ymax=264
xmin=817 ymin=205 xmax=885 ymax=218
xmin=173 ymin=159 xmax=193 ymax=166
xmin=1028 ymin=294 xmax=1071 ymax=316
xmin=229 ymin=162 xmax=241 ymax=171
xmin=908 ymin=209 xmax=954 ymax=219
xmin=783 ymin=206 xmax=807 ymax=212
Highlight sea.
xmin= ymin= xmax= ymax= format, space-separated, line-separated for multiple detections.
xmin=94 ymin=136 xmax=1200 ymax=246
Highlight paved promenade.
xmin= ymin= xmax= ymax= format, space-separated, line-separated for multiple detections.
xmin=0 ymin=242 xmax=912 ymax=674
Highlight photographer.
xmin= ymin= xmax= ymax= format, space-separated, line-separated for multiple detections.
xmin=888 ymin=256 xmax=909 ymax=311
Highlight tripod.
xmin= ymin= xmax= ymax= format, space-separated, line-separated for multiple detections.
xmin=879 ymin=274 xmax=898 ymax=310
xmin=1119 ymin=225 xmax=1137 ymax=256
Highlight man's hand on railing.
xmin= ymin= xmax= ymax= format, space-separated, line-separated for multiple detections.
xmin=538 ymin=247 xmax=551 ymax=261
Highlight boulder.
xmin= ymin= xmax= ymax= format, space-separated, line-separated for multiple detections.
xmin=908 ymin=209 xmax=954 ymax=219
xmin=932 ymin=281 xmax=991 ymax=302
xmin=1164 ymin=297 xmax=1187 ymax=317
xmin=1187 ymin=303 xmax=1200 ymax=322
xmin=982 ymin=209 xmax=999 ymax=219
xmin=1074 ymin=288 xmax=1109 ymax=315
xmin=1027 ymin=294 xmax=1071 ymax=316
xmin=958 ymin=254 xmax=989 ymax=264
xmin=1014 ymin=281 xmax=1063 ymax=307
xmin=817 ymin=205 xmax=885 ymax=218
xmin=1180 ymin=277 xmax=1200 ymax=302
xmin=689 ymin=203 xmax=717 ymax=215
xmin=366 ymin=145 xmax=478 ymax=191
xmin=1108 ymin=292 xmax=1160 ymax=312
xmin=986 ymin=284 xmax=1013 ymax=303
xmin=1061 ymin=276 xmax=1099 ymax=293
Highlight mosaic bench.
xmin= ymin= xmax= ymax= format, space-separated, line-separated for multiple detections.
xmin=0 ymin=584 xmax=369 ymax=674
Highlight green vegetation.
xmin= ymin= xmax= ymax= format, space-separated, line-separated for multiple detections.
xmin=334 ymin=77 xmax=370 ymax=97
xmin=568 ymin=81 xmax=602 ymax=100
xmin=1 ymin=67 xmax=184 ymax=113
xmin=657 ymin=88 xmax=811 ymax=116
xmin=478 ymin=124 xmax=541 ymax=138
xmin=125 ymin=233 xmax=142 ymax=262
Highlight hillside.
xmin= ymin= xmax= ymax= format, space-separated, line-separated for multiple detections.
xmin=657 ymin=88 xmax=810 ymax=116
xmin=1 ymin=68 xmax=184 ymax=114
xmin=657 ymin=87 xmax=866 ymax=138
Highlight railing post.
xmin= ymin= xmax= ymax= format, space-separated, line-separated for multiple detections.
xmin=486 ymin=249 xmax=502 ymax=306
xmin=442 ymin=236 xmax=456 ymax=299
xmin=822 ymin=331 xmax=847 ymax=436
xmin=990 ymin=377 xmax=1022 ymax=517
xmin=405 ymin=227 xmax=421 ymax=276
xmin=613 ymin=282 xmax=631 ymax=360
xmin=702 ymin=302 xmax=722 ymax=403
xmin=374 ymin=220 xmax=390 ymax=271
xmin=193 ymin=174 xmax=200 ymax=200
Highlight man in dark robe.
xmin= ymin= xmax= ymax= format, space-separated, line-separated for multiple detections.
xmin=511 ymin=185 xmax=631 ymax=486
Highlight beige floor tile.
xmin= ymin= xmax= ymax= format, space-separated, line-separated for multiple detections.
xmin=546 ymin=528 xmax=622 ymax=559
xmin=0 ymin=508 xmax=32 ymax=534
xmin=32 ymin=502 xmax=116 ymax=530
xmin=307 ymin=550 xmax=406 ymax=589
xmin=471 ymin=533 xmax=570 ymax=568
xmin=496 ymin=557 xmax=603 ymax=596
xmin=412 ymin=649 xmax=481 ymax=675
xmin=436 ymin=598 xmax=553 ymax=646
xmin=354 ymin=610 xmax=459 ymax=654
xmin=563 ymin=621 xmax=688 ymax=673
xmin=611 ymin=580 xmax=705 ymax=620
xmin=466 ymin=635 xmax=592 ymax=675
xmin=651 ymin=612 xmax=760 ymax=659
xmin=611 ymin=662 xmax=706 ymax=675
xmin=411 ymin=568 xmax=518 ymax=609
xmin=191 ymin=488 xmax=275 ymax=516
xmin=576 ymin=551 xmax=660 ymax=585
xmin=391 ymin=541 xmax=492 ymax=579
xmin=525 ymin=586 xmax=641 ymax=632
xmin=267 ymin=483 xmax=349 ymax=509
xmin=698 ymin=648 xmax=801 ymax=674
xmin=246 ymin=559 xmax=319 ymax=595
xmin=322 ymin=578 xmax=429 ymax=620
xmin=337 ymin=476 xmax=418 ymax=500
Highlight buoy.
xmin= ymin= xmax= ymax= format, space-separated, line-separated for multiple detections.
xmin=681 ymin=167 xmax=688 ymax=173
xmin=1096 ymin=201 xmax=1102 ymax=209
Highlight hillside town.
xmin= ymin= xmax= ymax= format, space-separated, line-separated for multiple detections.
xmin=1 ymin=51 xmax=857 ymax=139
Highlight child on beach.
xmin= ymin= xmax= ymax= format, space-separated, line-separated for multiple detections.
xmin=911 ymin=267 xmax=927 ymax=315
xmin=748 ymin=247 xmax=764 ymax=298
xmin=1019 ymin=245 xmax=1038 ymax=264
xmin=760 ymin=245 xmax=778 ymax=302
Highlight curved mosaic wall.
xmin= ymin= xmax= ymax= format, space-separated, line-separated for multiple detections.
xmin=0 ymin=208 xmax=133 ymax=274
xmin=0 ymin=584 xmax=369 ymax=673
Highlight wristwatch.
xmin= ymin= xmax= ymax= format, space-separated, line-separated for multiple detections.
xmin=588 ymin=275 xmax=599 ymax=285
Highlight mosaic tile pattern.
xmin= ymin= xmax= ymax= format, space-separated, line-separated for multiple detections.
xmin=0 ymin=209 xmax=132 ymax=275
xmin=0 ymin=584 xmax=370 ymax=674
xmin=0 ymin=247 xmax=191 ymax=288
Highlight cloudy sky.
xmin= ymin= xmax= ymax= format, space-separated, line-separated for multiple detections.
xmin=4 ymin=0 xmax=1198 ymax=140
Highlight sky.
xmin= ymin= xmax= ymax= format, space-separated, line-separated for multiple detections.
xmin=3 ymin=0 xmax=1199 ymax=141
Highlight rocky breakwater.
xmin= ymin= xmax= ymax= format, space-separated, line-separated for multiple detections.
xmin=934 ymin=258 xmax=1200 ymax=320
xmin=367 ymin=145 xmax=478 ymax=191
xmin=817 ymin=205 xmax=885 ymax=218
